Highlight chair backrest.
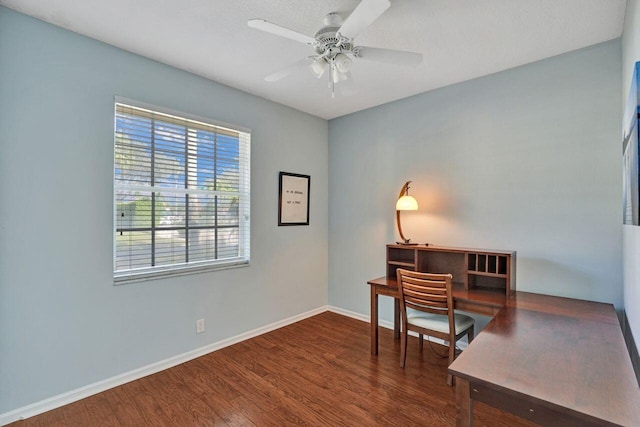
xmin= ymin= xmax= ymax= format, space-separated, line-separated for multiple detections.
xmin=396 ymin=269 xmax=454 ymax=318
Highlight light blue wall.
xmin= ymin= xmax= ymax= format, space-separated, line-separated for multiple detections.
xmin=328 ymin=41 xmax=622 ymax=326
xmin=0 ymin=7 xmax=328 ymax=414
xmin=622 ymin=0 xmax=640 ymax=353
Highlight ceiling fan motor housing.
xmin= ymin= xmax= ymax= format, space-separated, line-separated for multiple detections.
xmin=314 ymin=13 xmax=352 ymax=55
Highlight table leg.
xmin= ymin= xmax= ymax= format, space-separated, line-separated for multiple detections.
xmin=455 ymin=377 xmax=472 ymax=427
xmin=393 ymin=297 xmax=400 ymax=339
xmin=370 ymin=286 xmax=378 ymax=355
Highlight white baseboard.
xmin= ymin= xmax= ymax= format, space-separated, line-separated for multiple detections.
xmin=0 ymin=305 xmax=329 ymax=426
xmin=327 ymin=305 xmax=375 ymax=323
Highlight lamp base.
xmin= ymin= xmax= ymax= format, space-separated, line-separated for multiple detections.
xmin=395 ymin=241 xmax=419 ymax=246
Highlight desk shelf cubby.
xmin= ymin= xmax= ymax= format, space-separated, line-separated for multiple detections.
xmin=466 ymin=252 xmax=512 ymax=292
xmin=387 ymin=247 xmax=417 ymax=278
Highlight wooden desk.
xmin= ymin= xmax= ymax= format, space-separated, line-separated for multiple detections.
xmin=366 ymin=276 xmax=508 ymax=355
xmin=448 ymin=292 xmax=640 ymax=426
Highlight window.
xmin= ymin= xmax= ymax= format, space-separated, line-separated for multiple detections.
xmin=114 ymin=100 xmax=250 ymax=283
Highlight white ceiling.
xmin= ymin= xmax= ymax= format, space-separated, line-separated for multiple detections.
xmin=0 ymin=0 xmax=627 ymax=119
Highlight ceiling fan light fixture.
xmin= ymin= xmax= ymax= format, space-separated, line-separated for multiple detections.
xmin=310 ymin=58 xmax=328 ymax=78
xmin=331 ymin=65 xmax=348 ymax=84
xmin=334 ymin=53 xmax=352 ymax=73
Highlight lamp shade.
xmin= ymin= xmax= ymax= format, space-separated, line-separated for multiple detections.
xmin=396 ymin=195 xmax=418 ymax=211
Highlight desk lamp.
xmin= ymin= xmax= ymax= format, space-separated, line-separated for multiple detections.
xmin=396 ymin=181 xmax=419 ymax=245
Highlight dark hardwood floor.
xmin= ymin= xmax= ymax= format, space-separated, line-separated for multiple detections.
xmin=10 ymin=312 xmax=537 ymax=426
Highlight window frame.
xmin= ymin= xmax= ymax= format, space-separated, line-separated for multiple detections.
xmin=113 ymin=97 xmax=251 ymax=284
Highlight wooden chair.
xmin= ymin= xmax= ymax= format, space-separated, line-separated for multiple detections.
xmin=396 ymin=268 xmax=475 ymax=386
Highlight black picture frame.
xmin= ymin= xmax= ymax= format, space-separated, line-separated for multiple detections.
xmin=278 ymin=172 xmax=310 ymax=226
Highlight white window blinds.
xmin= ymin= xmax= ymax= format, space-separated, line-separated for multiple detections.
xmin=114 ymin=101 xmax=250 ymax=282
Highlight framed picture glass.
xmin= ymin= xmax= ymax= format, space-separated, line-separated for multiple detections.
xmin=278 ymin=172 xmax=310 ymax=226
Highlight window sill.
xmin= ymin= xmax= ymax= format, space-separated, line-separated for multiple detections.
xmin=113 ymin=259 xmax=250 ymax=285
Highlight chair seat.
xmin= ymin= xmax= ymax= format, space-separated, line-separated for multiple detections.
xmin=407 ymin=311 xmax=475 ymax=335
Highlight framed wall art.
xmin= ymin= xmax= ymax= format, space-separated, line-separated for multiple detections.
xmin=623 ymin=62 xmax=640 ymax=226
xmin=278 ymin=172 xmax=310 ymax=226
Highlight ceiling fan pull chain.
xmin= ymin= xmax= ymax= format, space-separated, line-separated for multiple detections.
xmin=330 ymin=60 xmax=336 ymax=98
xmin=330 ymin=74 xmax=335 ymax=98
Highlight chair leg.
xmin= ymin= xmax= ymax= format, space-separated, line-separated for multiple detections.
xmin=467 ymin=325 xmax=474 ymax=344
xmin=418 ymin=333 xmax=423 ymax=351
xmin=400 ymin=329 xmax=408 ymax=368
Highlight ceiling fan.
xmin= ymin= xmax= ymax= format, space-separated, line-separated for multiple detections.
xmin=248 ymin=0 xmax=423 ymax=97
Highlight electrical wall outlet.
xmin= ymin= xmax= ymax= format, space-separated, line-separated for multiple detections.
xmin=196 ymin=318 xmax=205 ymax=334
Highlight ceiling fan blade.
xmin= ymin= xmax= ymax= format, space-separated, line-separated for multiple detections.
xmin=338 ymin=0 xmax=391 ymax=40
xmin=353 ymin=46 xmax=423 ymax=67
xmin=248 ymin=19 xmax=316 ymax=45
xmin=264 ymin=57 xmax=312 ymax=82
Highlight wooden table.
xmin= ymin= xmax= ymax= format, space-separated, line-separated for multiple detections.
xmin=366 ymin=276 xmax=509 ymax=355
xmin=448 ymin=292 xmax=640 ymax=426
